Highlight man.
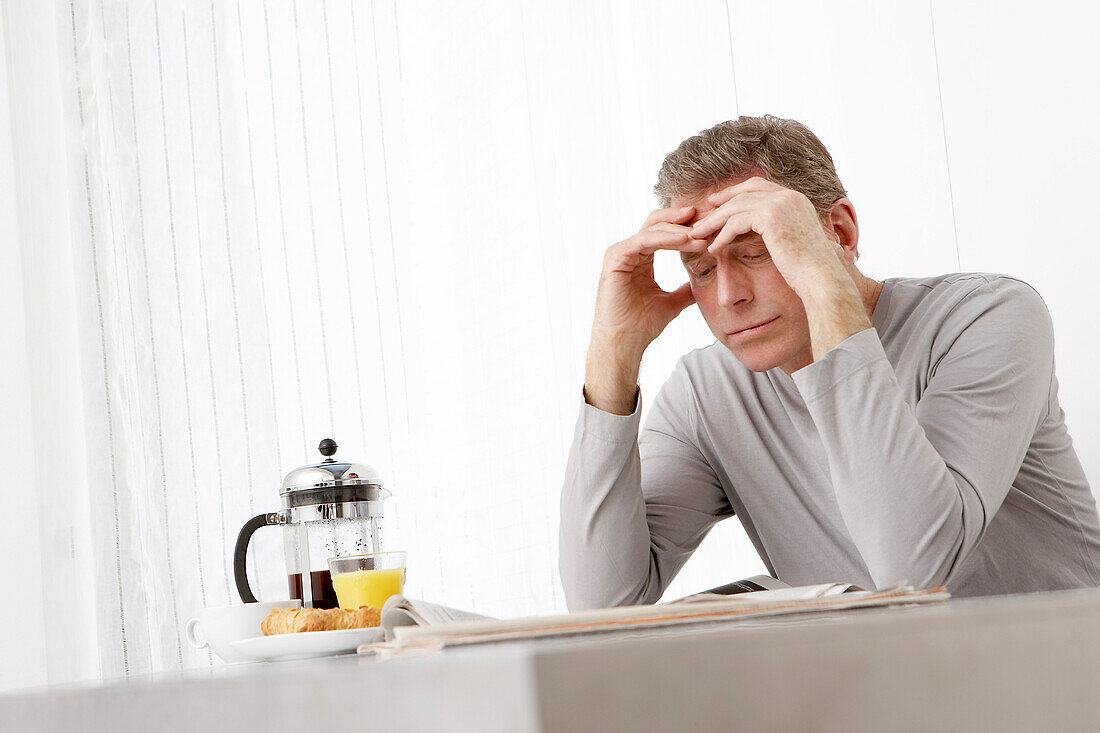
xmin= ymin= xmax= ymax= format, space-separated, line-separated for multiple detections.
xmin=559 ymin=114 xmax=1100 ymax=610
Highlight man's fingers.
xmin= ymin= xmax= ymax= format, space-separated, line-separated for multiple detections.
xmin=708 ymin=214 xmax=757 ymax=255
xmin=613 ymin=228 xmax=707 ymax=260
xmin=666 ymin=281 xmax=696 ymax=313
xmin=638 ymin=234 xmax=708 ymax=258
xmin=695 ymin=181 xmax=785 ymax=236
xmin=633 ymin=228 xmax=690 ymax=251
xmin=643 ymin=205 xmax=695 ymax=229
xmin=691 ymin=197 xmax=748 ymax=240
xmin=647 ymin=221 xmax=696 ymax=237
xmin=691 ymin=192 xmax=772 ymax=240
xmin=706 ymin=176 xmax=781 ymax=207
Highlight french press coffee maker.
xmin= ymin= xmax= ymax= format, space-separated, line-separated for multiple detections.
xmin=233 ymin=438 xmax=391 ymax=608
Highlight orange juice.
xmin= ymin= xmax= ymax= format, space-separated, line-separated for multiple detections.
xmin=331 ymin=567 xmax=405 ymax=610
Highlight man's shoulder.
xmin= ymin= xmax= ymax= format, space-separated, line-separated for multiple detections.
xmin=889 ymin=272 xmax=1042 ymax=304
xmin=884 ymin=272 xmax=1047 ymax=327
xmin=881 ymin=272 xmax=1053 ymax=361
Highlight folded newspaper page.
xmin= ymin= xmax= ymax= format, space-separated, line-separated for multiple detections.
xmin=674 ymin=583 xmax=866 ymax=604
xmin=672 ymin=574 xmax=864 ymax=603
xmin=681 ymin=573 xmax=797 ymax=597
xmin=360 ymin=582 xmax=948 ymax=656
xmin=379 ymin=595 xmax=491 ymax=637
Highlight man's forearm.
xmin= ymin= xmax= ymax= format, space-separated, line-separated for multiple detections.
xmin=799 ymin=267 xmax=873 ymax=363
xmin=793 ymin=332 xmax=967 ymax=589
xmin=584 ymin=335 xmax=644 ymax=415
xmin=559 ymin=393 xmax=659 ymax=611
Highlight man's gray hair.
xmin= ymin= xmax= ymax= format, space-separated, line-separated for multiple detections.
xmin=654 ymin=115 xmax=848 ymax=221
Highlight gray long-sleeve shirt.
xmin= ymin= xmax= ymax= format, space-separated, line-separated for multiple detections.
xmin=559 ymin=273 xmax=1100 ymax=609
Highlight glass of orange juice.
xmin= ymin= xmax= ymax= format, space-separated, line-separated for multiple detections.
xmin=328 ymin=551 xmax=407 ymax=611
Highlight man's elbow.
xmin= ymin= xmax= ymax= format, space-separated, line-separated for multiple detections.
xmin=559 ymin=551 xmax=662 ymax=611
xmin=867 ymin=501 xmax=975 ymax=590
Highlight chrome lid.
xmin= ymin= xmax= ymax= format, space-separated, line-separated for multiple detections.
xmin=279 ymin=438 xmax=390 ymax=508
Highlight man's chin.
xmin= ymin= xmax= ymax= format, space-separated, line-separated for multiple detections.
xmin=720 ymin=342 xmax=780 ymax=372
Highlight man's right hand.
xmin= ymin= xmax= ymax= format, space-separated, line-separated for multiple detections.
xmin=584 ymin=206 xmax=702 ymax=415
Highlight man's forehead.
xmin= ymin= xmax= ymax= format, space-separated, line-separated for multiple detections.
xmin=678 ymin=230 xmax=766 ymax=264
xmin=670 ymin=170 xmax=769 ymax=207
xmin=670 ymin=192 xmax=718 ymax=219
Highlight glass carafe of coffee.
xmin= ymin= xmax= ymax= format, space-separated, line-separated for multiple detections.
xmin=233 ymin=438 xmax=390 ymax=608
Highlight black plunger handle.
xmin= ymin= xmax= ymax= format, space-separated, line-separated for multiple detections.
xmin=234 ymin=512 xmax=278 ymax=603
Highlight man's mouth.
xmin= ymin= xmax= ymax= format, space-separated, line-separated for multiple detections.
xmin=729 ymin=316 xmax=779 ymax=336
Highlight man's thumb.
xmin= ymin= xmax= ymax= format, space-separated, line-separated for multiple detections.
xmin=669 ymin=281 xmax=696 ymax=314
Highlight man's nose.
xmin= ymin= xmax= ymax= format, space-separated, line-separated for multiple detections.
xmin=716 ymin=261 xmax=753 ymax=308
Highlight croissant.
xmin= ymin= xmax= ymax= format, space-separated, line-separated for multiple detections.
xmin=262 ymin=606 xmax=381 ymax=635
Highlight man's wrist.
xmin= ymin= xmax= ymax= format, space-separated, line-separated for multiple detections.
xmin=582 ymin=383 xmax=639 ymax=416
xmin=584 ymin=337 xmax=643 ymax=415
xmin=799 ymin=275 xmax=873 ymax=361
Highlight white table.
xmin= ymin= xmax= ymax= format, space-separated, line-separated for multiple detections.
xmin=5 ymin=588 xmax=1100 ymax=732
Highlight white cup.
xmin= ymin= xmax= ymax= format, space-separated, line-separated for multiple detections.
xmin=185 ymin=599 xmax=301 ymax=664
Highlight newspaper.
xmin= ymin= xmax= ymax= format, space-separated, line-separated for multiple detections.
xmin=671 ymin=574 xmax=864 ymax=603
xmin=360 ymin=581 xmax=948 ymax=657
xmin=676 ymin=573 xmax=796 ymax=597
xmin=379 ymin=595 xmax=491 ymax=634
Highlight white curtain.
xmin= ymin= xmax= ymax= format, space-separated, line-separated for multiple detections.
xmin=5 ymin=0 xmax=761 ymax=681
xmin=7 ymin=0 xmax=765 ymax=682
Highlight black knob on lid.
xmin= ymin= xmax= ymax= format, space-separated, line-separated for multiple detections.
xmin=318 ymin=438 xmax=338 ymax=457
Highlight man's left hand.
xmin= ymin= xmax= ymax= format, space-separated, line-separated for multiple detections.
xmin=688 ymin=176 xmax=848 ymax=303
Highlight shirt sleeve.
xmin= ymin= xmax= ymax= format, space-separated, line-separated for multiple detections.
xmin=558 ymin=367 xmax=733 ymax=610
xmin=790 ymin=279 xmax=1054 ymax=590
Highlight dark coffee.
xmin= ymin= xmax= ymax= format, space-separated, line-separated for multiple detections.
xmin=288 ymin=569 xmax=339 ymax=609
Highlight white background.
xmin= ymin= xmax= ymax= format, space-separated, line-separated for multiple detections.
xmin=1 ymin=0 xmax=1098 ymax=690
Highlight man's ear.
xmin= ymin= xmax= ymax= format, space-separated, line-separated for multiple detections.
xmin=825 ymin=198 xmax=859 ymax=262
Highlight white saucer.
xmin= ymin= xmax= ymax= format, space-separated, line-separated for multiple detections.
xmin=231 ymin=627 xmax=385 ymax=662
